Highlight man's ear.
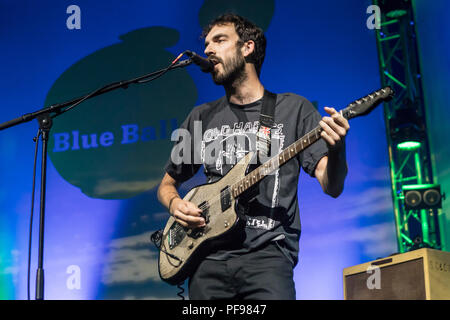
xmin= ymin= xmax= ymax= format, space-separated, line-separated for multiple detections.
xmin=242 ymin=40 xmax=255 ymax=58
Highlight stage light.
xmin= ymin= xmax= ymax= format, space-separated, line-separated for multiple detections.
xmin=402 ymin=184 xmax=442 ymax=210
xmin=389 ymin=99 xmax=426 ymax=146
xmin=397 ymin=141 xmax=421 ymax=151
xmin=386 ymin=9 xmax=407 ymax=19
xmin=405 ymin=189 xmax=421 ymax=208
xmin=377 ymin=0 xmax=409 ymax=18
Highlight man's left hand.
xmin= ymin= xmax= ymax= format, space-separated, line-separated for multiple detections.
xmin=319 ymin=107 xmax=350 ymax=152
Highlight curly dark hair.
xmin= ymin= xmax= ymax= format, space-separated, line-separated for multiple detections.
xmin=201 ymin=13 xmax=267 ymax=76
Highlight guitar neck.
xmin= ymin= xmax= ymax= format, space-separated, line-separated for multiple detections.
xmin=230 ymin=108 xmax=352 ymax=199
xmin=228 ymin=84 xmax=395 ymax=199
xmin=229 ymin=125 xmax=318 ymax=198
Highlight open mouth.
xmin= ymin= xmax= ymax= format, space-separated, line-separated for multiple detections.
xmin=209 ymin=58 xmax=220 ymax=66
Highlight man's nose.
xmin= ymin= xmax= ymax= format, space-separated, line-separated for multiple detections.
xmin=204 ymin=44 xmax=214 ymax=57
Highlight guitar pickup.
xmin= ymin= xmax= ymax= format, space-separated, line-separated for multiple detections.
xmin=198 ymin=201 xmax=209 ymax=224
xmin=220 ymin=187 xmax=231 ymax=212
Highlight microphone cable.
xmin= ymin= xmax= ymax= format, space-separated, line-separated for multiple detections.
xmin=177 ymin=282 xmax=185 ymax=300
xmin=136 ymin=51 xmax=187 ymax=84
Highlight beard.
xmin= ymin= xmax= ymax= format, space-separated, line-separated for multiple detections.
xmin=211 ymin=48 xmax=247 ymax=86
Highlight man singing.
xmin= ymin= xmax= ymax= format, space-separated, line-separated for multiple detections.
xmin=157 ymin=13 xmax=349 ymax=300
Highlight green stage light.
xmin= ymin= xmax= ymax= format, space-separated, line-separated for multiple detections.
xmin=402 ymin=184 xmax=438 ymax=191
xmin=386 ymin=9 xmax=407 ymax=19
xmin=397 ymin=141 xmax=421 ymax=151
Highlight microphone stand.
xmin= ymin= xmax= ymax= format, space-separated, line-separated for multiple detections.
xmin=0 ymin=58 xmax=193 ymax=300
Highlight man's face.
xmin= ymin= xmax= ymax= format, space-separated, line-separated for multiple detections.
xmin=204 ymin=23 xmax=246 ymax=85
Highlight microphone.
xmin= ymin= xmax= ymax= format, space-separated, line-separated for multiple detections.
xmin=185 ymin=50 xmax=214 ymax=73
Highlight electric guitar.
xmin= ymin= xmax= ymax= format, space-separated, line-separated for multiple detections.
xmin=157 ymin=87 xmax=394 ymax=285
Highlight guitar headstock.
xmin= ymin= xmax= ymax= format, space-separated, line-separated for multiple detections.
xmin=342 ymin=87 xmax=394 ymax=120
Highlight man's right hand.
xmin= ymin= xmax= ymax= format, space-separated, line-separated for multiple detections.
xmin=170 ymin=198 xmax=205 ymax=229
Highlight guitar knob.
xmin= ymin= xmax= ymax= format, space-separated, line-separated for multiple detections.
xmin=188 ymin=241 xmax=194 ymax=249
xmin=224 ymin=221 xmax=229 ymax=228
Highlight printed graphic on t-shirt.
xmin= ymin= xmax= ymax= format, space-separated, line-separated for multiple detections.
xmin=246 ymin=217 xmax=277 ymax=230
xmin=200 ymin=120 xmax=285 ymax=230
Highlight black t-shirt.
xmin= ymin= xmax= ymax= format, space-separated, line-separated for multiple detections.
xmin=164 ymin=92 xmax=328 ymax=266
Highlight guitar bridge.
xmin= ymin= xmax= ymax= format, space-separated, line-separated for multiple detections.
xmin=168 ymin=222 xmax=186 ymax=250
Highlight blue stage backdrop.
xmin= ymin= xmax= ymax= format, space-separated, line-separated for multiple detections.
xmin=4 ymin=0 xmax=445 ymax=300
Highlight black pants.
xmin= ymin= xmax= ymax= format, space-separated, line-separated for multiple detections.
xmin=188 ymin=242 xmax=296 ymax=300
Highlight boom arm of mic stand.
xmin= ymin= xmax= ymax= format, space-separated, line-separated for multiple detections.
xmin=0 ymin=58 xmax=193 ymax=131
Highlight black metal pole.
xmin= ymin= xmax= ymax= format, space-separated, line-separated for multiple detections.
xmin=35 ymin=114 xmax=52 ymax=300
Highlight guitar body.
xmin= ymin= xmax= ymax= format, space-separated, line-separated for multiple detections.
xmin=158 ymin=151 xmax=255 ymax=285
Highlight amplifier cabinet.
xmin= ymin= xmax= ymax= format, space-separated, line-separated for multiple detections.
xmin=343 ymin=248 xmax=450 ymax=300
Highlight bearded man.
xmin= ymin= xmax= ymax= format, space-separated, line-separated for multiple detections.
xmin=158 ymin=13 xmax=349 ymax=300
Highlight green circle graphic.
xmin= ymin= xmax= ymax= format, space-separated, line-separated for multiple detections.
xmin=46 ymin=27 xmax=198 ymax=199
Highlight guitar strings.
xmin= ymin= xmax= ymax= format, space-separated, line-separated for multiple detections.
xmin=161 ymin=187 xmax=231 ymax=264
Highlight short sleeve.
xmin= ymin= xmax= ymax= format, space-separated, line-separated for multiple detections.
xmin=297 ymin=100 xmax=328 ymax=177
xmin=164 ymin=108 xmax=202 ymax=183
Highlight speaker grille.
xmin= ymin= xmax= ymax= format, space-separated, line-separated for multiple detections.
xmin=345 ymin=258 xmax=425 ymax=299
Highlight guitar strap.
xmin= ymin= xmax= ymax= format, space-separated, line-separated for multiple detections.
xmin=256 ymin=90 xmax=277 ymax=162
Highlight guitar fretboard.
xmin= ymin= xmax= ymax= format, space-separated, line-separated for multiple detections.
xmin=228 ymin=86 xmax=393 ymax=199
xmin=230 ymin=123 xmax=325 ymax=198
